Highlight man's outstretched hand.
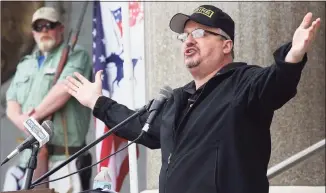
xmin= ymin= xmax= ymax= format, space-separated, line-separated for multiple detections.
xmin=64 ymin=70 xmax=103 ymax=110
xmin=286 ymin=12 xmax=321 ymax=63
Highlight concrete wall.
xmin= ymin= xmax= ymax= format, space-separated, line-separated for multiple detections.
xmin=1 ymin=1 xmax=324 ymax=193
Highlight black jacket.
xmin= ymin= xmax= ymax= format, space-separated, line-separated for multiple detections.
xmin=93 ymin=42 xmax=307 ymax=193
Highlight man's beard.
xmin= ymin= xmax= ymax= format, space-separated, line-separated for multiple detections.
xmin=185 ymin=59 xmax=200 ymax=69
xmin=36 ymin=37 xmax=56 ymax=52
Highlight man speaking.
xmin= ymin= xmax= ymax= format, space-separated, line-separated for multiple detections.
xmin=64 ymin=5 xmax=321 ymax=193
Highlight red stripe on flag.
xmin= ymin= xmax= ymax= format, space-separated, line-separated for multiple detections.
xmin=115 ymin=137 xmax=140 ymax=192
xmin=116 ymin=153 xmax=129 ymax=192
xmin=99 ymin=126 xmax=112 ymax=169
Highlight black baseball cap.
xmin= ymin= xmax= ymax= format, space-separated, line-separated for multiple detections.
xmin=169 ymin=5 xmax=235 ymax=41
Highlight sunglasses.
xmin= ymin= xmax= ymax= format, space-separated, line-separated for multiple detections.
xmin=32 ymin=22 xmax=59 ymax=32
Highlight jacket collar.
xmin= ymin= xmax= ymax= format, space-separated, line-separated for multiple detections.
xmin=183 ymin=62 xmax=247 ymax=94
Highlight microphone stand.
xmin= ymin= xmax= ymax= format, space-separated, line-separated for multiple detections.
xmin=30 ymin=104 xmax=149 ymax=188
xmin=22 ymin=143 xmax=40 ymax=190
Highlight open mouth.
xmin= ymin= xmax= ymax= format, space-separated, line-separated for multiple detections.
xmin=184 ymin=47 xmax=197 ymax=56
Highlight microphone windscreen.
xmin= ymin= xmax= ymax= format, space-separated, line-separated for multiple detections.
xmin=159 ymin=86 xmax=173 ymax=100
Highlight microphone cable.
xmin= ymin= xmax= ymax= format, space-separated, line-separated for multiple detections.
xmin=31 ymin=130 xmax=145 ymax=188
xmin=31 ymin=86 xmax=173 ymax=189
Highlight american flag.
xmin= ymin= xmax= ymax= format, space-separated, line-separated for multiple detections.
xmin=93 ymin=1 xmax=133 ymax=192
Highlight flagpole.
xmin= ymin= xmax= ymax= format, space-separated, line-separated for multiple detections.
xmin=122 ymin=2 xmax=139 ymax=193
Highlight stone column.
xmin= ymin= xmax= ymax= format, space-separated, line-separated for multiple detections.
xmin=144 ymin=2 xmax=325 ymax=189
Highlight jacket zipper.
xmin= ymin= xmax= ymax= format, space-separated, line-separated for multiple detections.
xmin=174 ymin=84 xmax=207 ymax=136
xmin=164 ymin=84 xmax=208 ymax=193
xmin=164 ymin=153 xmax=172 ymax=193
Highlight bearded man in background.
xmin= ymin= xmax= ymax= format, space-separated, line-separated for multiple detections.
xmin=3 ymin=7 xmax=92 ymax=193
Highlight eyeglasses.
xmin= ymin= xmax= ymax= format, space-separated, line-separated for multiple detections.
xmin=32 ymin=22 xmax=59 ymax=32
xmin=177 ymin=28 xmax=229 ymax=42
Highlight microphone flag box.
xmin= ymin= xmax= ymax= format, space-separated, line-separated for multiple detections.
xmin=23 ymin=117 xmax=50 ymax=147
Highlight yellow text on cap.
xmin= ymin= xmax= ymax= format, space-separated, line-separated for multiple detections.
xmin=194 ymin=7 xmax=214 ymax=18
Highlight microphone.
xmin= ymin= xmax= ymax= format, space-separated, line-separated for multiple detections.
xmin=1 ymin=118 xmax=54 ymax=166
xmin=30 ymin=87 xmax=173 ymax=187
xmin=142 ymin=86 xmax=173 ymax=132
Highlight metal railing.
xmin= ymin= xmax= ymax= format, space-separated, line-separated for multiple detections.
xmin=267 ymin=139 xmax=325 ymax=179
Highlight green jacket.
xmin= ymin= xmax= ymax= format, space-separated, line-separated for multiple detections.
xmin=6 ymin=43 xmax=92 ymax=163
